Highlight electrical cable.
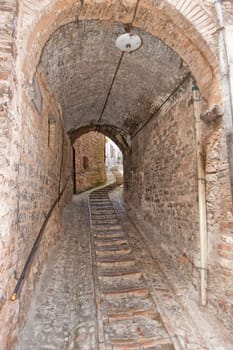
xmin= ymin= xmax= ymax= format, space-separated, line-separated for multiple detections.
xmin=97 ymin=51 xmax=124 ymax=124
xmin=132 ymin=72 xmax=191 ymax=138
xmin=97 ymin=0 xmax=141 ymax=125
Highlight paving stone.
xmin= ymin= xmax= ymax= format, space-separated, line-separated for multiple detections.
xmin=89 ymin=185 xmax=176 ymax=350
xmin=16 ymin=184 xmax=233 ymax=350
xmin=17 ymin=194 xmax=97 ymax=350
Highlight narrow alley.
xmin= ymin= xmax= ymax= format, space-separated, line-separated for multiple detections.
xmin=1 ymin=1 xmax=233 ymax=349
xmin=17 ymin=175 xmax=232 ymax=350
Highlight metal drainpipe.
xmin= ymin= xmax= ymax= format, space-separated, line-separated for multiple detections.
xmin=215 ymin=0 xmax=233 ymax=198
xmin=192 ymin=84 xmax=208 ymax=306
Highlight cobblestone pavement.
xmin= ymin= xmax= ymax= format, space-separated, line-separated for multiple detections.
xmin=17 ymin=192 xmax=97 ymax=350
xmin=17 ymin=182 xmax=233 ymax=350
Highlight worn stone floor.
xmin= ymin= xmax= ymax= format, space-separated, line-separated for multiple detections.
xmin=17 ymin=182 xmax=233 ymax=350
xmin=17 ymin=191 xmax=97 ymax=350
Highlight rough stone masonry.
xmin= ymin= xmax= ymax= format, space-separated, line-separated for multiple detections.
xmin=0 ymin=0 xmax=233 ymax=349
xmin=73 ymin=131 xmax=106 ymax=193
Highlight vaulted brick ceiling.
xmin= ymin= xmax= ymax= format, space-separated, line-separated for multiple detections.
xmin=40 ymin=20 xmax=190 ymax=138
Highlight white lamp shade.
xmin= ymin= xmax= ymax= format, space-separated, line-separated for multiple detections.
xmin=115 ymin=33 xmax=142 ymax=52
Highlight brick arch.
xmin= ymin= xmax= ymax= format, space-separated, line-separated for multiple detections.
xmin=17 ymin=0 xmax=220 ymax=106
xmin=70 ymin=125 xmax=130 ymax=155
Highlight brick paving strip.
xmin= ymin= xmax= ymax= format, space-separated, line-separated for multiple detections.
xmin=89 ymin=185 xmax=178 ymax=350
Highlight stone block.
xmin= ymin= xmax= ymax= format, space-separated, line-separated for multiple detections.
xmin=200 ymin=105 xmax=223 ymax=123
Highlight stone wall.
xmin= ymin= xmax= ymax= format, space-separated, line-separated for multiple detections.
xmin=17 ymin=0 xmax=221 ymax=106
xmin=124 ymin=78 xmax=233 ymax=327
xmin=0 ymin=0 xmax=232 ymax=343
xmin=0 ymin=70 xmax=72 ymax=349
xmin=0 ymin=1 xmax=24 ymax=348
xmin=125 ymin=78 xmax=199 ymax=270
xmin=224 ymin=0 xmax=233 ymax=98
xmin=73 ymin=132 xmax=106 ymax=193
xmin=204 ymin=113 xmax=233 ymax=328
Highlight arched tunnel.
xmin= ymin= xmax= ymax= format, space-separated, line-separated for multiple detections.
xmin=1 ymin=1 xmax=233 ymax=349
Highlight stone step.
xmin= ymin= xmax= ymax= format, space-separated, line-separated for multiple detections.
xmin=92 ymin=214 xmax=118 ymax=219
xmin=92 ymin=219 xmax=119 ymax=225
xmin=102 ymin=296 xmax=155 ymax=314
xmin=94 ymin=237 xmax=127 ymax=245
xmin=91 ymin=208 xmax=115 ymax=213
xmin=90 ymin=200 xmax=111 ymax=204
xmin=90 ymin=194 xmax=109 ymax=198
xmin=110 ymin=339 xmax=174 ymax=349
xmin=91 ymin=207 xmax=114 ymax=212
xmin=95 ymin=246 xmax=131 ymax=257
xmin=102 ymin=297 xmax=159 ymax=323
xmin=102 ymin=274 xmax=145 ymax=286
xmin=94 ymin=228 xmax=124 ymax=235
xmin=105 ymin=318 xmax=173 ymax=349
xmin=90 ymin=203 xmax=112 ymax=206
xmin=89 ymin=187 xmax=176 ymax=350
xmin=91 ymin=207 xmax=113 ymax=210
xmin=92 ymin=189 xmax=110 ymax=193
xmin=97 ymin=259 xmax=136 ymax=269
xmin=102 ymin=287 xmax=149 ymax=300
xmin=95 ymin=224 xmax=122 ymax=232
xmin=90 ymin=193 xmax=108 ymax=196
xmin=90 ymin=194 xmax=108 ymax=197
xmin=91 ymin=213 xmax=117 ymax=217
xmin=99 ymin=271 xmax=142 ymax=282
xmin=93 ymin=192 xmax=109 ymax=194
xmin=97 ymin=254 xmax=135 ymax=264
xmin=94 ymin=225 xmax=123 ymax=231
xmin=98 ymin=268 xmax=139 ymax=277
xmin=91 ymin=201 xmax=109 ymax=204
xmin=94 ymin=232 xmax=126 ymax=240
xmin=95 ymin=242 xmax=129 ymax=250
xmin=92 ymin=212 xmax=116 ymax=217
xmin=107 ymin=308 xmax=159 ymax=323
xmin=90 ymin=193 xmax=109 ymax=196
xmin=101 ymin=276 xmax=148 ymax=299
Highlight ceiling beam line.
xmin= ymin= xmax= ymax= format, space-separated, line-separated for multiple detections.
xmin=131 ymin=71 xmax=191 ymax=139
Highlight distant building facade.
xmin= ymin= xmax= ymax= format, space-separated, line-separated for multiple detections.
xmin=105 ymin=138 xmax=123 ymax=169
xmin=73 ymin=132 xmax=106 ymax=193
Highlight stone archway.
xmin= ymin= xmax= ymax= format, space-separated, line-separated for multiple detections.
xmin=2 ymin=1 xmax=233 ymax=349
xmin=16 ymin=0 xmax=220 ymax=106
xmin=13 ymin=0 xmax=233 ymax=306
xmin=69 ymin=124 xmax=130 ymax=155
